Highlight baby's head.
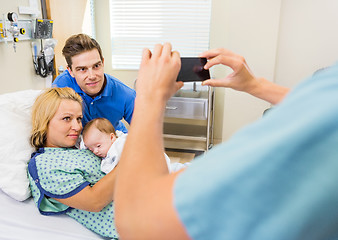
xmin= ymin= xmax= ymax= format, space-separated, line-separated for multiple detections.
xmin=82 ymin=118 xmax=117 ymax=158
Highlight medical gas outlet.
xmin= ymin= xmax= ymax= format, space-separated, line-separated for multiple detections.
xmin=0 ymin=12 xmax=26 ymax=52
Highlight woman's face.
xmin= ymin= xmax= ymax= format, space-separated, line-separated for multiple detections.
xmin=45 ymin=99 xmax=83 ymax=148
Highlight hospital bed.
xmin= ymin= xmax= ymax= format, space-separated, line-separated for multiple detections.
xmin=0 ymin=189 xmax=109 ymax=239
xmin=0 ymin=90 xmax=109 ymax=239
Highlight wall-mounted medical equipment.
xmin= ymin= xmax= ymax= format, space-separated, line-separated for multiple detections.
xmin=32 ymin=38 xmax=56 ymax=78
xmin=0 ymin=11 xmax=53 ymax=49
xmin=0 ymin=12 xmax=28 ymax=52
xmin=34 ymin=19 xmax=53 ymax=39
xmin=30 ymin=19 xmax=54 ymax=78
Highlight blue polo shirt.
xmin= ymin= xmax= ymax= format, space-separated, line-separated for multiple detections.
xmin=174 ymin=63 xmax=338 ymax=239
xmin=53 ymin=70 xmax=135 ymax=133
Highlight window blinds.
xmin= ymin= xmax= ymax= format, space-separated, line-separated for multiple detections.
xmin=83 ymin=0 xmax=96 ymax=38
xmin=109 ymin=0 xmax=212 ymax=69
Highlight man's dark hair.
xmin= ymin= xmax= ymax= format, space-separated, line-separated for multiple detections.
xmin=62 ymin=34 xmax=103 ymax=69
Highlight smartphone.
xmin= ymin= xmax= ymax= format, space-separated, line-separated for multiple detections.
xmin=176 ymin=57 xmax=210 ymax=82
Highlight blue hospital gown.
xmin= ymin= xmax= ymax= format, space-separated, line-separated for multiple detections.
xmin=27 ymin=147 xmax=118 ymax=238
xmin=174 ymin=63 xmax=338 ymax=239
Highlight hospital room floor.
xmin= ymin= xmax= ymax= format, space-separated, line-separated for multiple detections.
xmin=165 ymin=149 xmax=204 ymax=164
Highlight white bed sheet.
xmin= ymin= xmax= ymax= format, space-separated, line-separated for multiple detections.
xmin=0 ymin=189 xmax=110 ymax=240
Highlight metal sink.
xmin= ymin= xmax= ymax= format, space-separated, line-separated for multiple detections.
xmin=173 ymin=89 xmax=208 ymax=99
xmin=165 ymin=90 xmax=209 ymax=120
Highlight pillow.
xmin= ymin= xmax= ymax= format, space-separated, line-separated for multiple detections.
xmin=0 ymin=89 xmax=42 ymax=201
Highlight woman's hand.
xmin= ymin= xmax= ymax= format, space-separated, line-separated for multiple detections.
xmin=199 ymin=48 xmax=257 ymax=92
xmin=115 ymin=43 xmax=189 ymax=239
xmin=136 ymin=43 xmax=184 ymax=105
xmin=199 ymin=48 xmax=290 ymax=104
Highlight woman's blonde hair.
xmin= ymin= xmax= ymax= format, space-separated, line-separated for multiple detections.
xmin=30 ymin=87 xmax=83 ymax=150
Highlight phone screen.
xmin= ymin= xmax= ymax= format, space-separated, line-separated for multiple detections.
xmin=176 ymin=57 xmax=210 ymax=82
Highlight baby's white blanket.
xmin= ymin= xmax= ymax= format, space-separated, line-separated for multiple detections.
xmin=100 ymin=131 xmax=128 ymax=174
xmin=81 ymin=131 xmax=186 ymax=174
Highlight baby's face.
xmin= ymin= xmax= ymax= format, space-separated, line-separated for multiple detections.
xmin=83 ymin=127 xmax=116 ymax=158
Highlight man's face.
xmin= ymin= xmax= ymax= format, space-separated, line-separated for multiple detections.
xmin=68 ymin=49 xmax=105 ymax=97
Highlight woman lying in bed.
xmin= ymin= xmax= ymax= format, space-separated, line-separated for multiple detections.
xmin=27 ymin=87 xmax=120 ymax=239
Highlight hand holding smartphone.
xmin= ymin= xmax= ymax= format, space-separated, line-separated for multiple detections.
xmin=176 ymin=57 xmax=210 ymax=82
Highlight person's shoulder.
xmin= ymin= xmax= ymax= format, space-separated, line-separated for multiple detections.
xmin=53 ymin=70 xmax=75 ymax=87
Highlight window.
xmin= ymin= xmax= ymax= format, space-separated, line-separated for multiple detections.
xmin=82 ymin=0 xmax=96 ymax=38
xmin=109 ymin=0 xmax=212 ymax=69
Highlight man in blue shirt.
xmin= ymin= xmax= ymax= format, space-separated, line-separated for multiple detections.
xmin=53 ymin=34 xmax=135 ymax=133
